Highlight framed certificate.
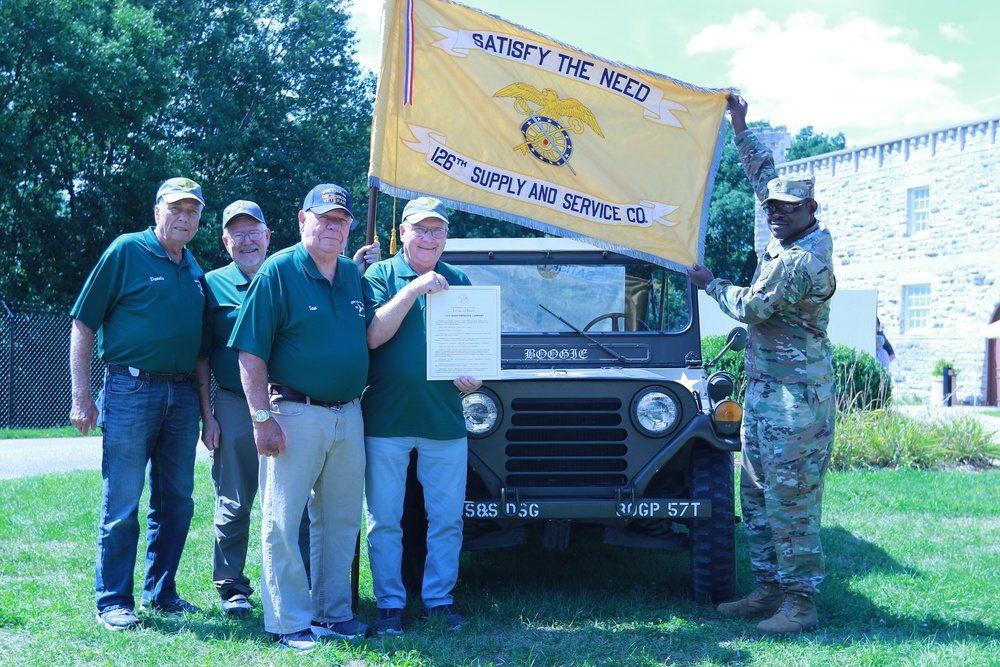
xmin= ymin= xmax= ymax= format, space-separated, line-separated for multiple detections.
xmin=426 ymin=285 xmax=501 ymax=380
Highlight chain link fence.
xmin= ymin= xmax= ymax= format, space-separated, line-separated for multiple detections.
xmin=0 ymin=301 xmax=104 ymax=430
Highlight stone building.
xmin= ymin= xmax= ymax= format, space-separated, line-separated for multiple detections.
xmin=761 ymin=117 xmax=1000 ymax=405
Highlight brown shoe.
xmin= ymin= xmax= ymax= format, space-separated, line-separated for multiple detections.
xmin=717 ymin=583 xmax=783 ymax=619
xmin=757 ymin=594 xmax=818 ymax=635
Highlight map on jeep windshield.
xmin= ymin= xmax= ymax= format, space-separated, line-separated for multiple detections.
xmin=454 ymin=261 xmax=691 ymax=334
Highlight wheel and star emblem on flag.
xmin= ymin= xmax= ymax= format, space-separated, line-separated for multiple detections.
xmin=495 ymin=83 xmax=604 ymax=172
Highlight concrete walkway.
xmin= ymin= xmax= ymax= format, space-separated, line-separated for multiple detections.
xmin=1 ymin=407 xmax=996 ymax=479
xmin=0 ymin=436 xmax=212 ymax=480
xmin=894 ymin=405 xmax=1000 ymax=443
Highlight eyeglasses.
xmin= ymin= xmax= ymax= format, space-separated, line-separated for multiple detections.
xmin=314 ymin=212 xmax=353 ymax=227
xmin=763 ymin=200 xmax=808 ymax=215
xmin=227 ymin=230 xmax=265 ymax=243
xmin=406 ymin=225 xmax=447 ymax=239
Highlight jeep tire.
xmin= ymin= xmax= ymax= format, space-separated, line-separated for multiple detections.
xmin=688 ymin=445 xmax=737 ymax=603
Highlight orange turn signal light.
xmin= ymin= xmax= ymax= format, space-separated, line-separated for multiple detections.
xmin=712 ymin=400 xmax=743 ymax=436
xmin=713 ymin=399 xmax=743 ymax=423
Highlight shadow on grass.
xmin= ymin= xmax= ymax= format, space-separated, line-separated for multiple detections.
xmin=140 ymin=525 xmax=746 ymax=665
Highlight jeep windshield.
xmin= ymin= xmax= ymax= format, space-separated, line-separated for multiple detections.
xmin=441 ymin=238 xmax=701 ymax=369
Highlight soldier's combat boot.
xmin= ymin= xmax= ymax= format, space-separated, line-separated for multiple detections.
xmin=757 ymin=593 xmax=818 ymax=635
xmin=716 ymin=582 xmax=783 ymax=619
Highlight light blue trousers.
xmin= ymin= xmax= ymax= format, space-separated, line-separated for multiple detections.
xmin=365 ymin=435 xmax=468 ymax=610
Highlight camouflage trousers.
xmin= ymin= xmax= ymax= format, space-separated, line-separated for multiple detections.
xmin=739 ymin=378 xmax=836 ymax=597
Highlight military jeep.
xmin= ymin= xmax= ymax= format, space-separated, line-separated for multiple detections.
xmin=405 ymin=236 xmax=746 ymax=603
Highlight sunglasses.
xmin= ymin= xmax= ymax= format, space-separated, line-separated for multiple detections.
xmin=763 ymin=200 xmax=808 ymax=215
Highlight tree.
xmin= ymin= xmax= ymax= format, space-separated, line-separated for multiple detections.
xmin=785 ymin=126 xmax=847 ymax=162
xmin=0 ymin=0 xmax=176 ymax=306
xmin=153 ymin=0 xmax=376 ymax=266
xmin=0 ymin=0 xmax=375 ymax=307
xmin=702 ymin=121 xmax=767 ymax=284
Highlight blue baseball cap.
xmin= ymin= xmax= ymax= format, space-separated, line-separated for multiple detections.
xmin=302 ymin=183 xmax=356 ymax=230
xmin=156 ymin=177 xmax=205 ymax=205
xmin=222 ymin=200 xmax=266 ymax=227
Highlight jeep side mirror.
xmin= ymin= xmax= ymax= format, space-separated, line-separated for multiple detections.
xmin=705 ymin=327 xmax=747 ymax=369
xmin=726 ymin=327 xmax=747 ymax=353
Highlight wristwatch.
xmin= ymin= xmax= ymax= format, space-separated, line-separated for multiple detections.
xmin=251 ymin=409 xmax=272 ymax=423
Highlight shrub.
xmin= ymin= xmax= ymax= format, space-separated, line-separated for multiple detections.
xmin=700 ymin=335 xmax=891 ymax=410
xmin=832 ymin=410 xmax=1000 ymax=470
xmin=832 ymin=344 xmax=892 ymax=411
xmin=932 ymin=358 xmax=960 ymax=377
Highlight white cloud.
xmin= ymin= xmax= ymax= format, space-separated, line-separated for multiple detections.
xmin=938 ymin=23 xmax=967 ymax=42
xmin=687 ymin=11 xmax=979 ymax=146
xmin=347 ymin=0 xmax=386 ymax=73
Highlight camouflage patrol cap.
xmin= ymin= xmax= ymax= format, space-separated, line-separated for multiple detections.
xmin=764 ymin=176 xmax=814 ymax=203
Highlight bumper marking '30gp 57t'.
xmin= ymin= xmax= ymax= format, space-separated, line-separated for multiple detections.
xmin=463 ymin=499 xmax=711 ymax=520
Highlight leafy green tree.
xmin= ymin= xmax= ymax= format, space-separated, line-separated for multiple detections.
xmin=0 ymin=0 xmax=374 ymax=307
xmin=785 ymin=126 xmax=847 ymax=162
xmin=144 ymin=0 xmax=376 ymax=267
xmin=702 ymin=121 xmax=766 ymax=284
xmin=0 ymin=0 xmax=175 ymax=305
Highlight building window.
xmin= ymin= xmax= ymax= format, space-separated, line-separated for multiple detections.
xmin=907 ymin=186 xmax=929 ymax=234
xmin=903 ymin=284 xmax=931 ymax=330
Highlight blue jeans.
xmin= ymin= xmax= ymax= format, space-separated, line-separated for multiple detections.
xmin=365 ymin=435 xmax=468 ymax=610
xmin=95 ymin=370 xmax=200 ymax=612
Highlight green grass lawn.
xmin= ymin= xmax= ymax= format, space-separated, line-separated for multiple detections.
xmin=0 ymin=425 xmax=99 ymax=439
xmin=1 ymin=464 xmax=998 ymax=666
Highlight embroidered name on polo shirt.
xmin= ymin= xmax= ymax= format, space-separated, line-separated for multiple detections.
xmin=309 ymin=305 xmax=318 ymax=311
xmin=149 ymin=276 xmax=165 ymax=281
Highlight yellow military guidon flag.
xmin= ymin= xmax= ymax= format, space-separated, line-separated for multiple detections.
xmin=369 ymin=0 xmax=730 ymax=270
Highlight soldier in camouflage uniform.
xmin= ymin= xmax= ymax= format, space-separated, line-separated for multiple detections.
xmin=688 ymin=93 xmax=836 ymax=635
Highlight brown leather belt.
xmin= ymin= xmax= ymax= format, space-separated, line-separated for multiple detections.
xmin=269 ymin=384 xmax=352 ymax=409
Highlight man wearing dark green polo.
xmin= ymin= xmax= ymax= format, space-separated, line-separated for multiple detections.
xmin=69 ymin=177 xmax=212 ymax=632
xmin=228 ymin=183 xmax=370 ymax=653
xmin=362 ymin=197 xmax=481 ymax=636
xmin=201 ymin=199 xmax=273 ymax=618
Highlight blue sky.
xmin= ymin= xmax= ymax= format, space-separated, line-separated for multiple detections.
xmin=348 ymin=0 xmax=999 ymax=147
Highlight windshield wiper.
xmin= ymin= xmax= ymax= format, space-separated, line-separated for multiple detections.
xmin=538 ymin=303 xmax=627 ymax=363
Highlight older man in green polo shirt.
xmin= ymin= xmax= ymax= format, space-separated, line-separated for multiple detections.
xmin=229 ymin=183 xmax=370 ymax=653
xmin=201 ymin=199 xmax=277 ymax=618
xmin=69 ymin=177 xmax=212 ymax=632
xmin=362 ymin=197 xmax=481 ymax=636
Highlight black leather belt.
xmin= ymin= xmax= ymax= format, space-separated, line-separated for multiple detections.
xmin=107 ymin=364 xmax=193 ymax=383
xmin=269 ymin=384 xmax=353 ymax=409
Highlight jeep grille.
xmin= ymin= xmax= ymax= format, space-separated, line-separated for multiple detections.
xmin=503 ymin=396 xmax=630 ymax=487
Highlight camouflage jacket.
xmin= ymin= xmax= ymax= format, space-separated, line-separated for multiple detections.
xmin=706 ymin=130 xmax=836 ymax=385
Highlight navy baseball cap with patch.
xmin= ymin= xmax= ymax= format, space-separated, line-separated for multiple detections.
xmin=156 ymin=177 xmax=205 ymax=205
xmin=222 ymin=200 xmax=266 ymax=227
xmin=302 ymin=183 xmax=356 ymax=230
xmin=764 ymin=176 xmax=815 ymax=204
xmin=303 ymin=183 xmax=353 ymax=213
xmin=402 ymin=197 xmax=450 ymax=225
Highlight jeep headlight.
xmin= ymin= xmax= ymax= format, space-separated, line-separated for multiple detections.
xmin=631 ymin=388 xmax=679 ymax=437
xmin=462 ymin=390 xmax=500 ymax=437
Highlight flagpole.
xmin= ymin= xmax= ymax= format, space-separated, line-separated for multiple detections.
xmin=366 ymin=185 xmax=379 ymax=246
